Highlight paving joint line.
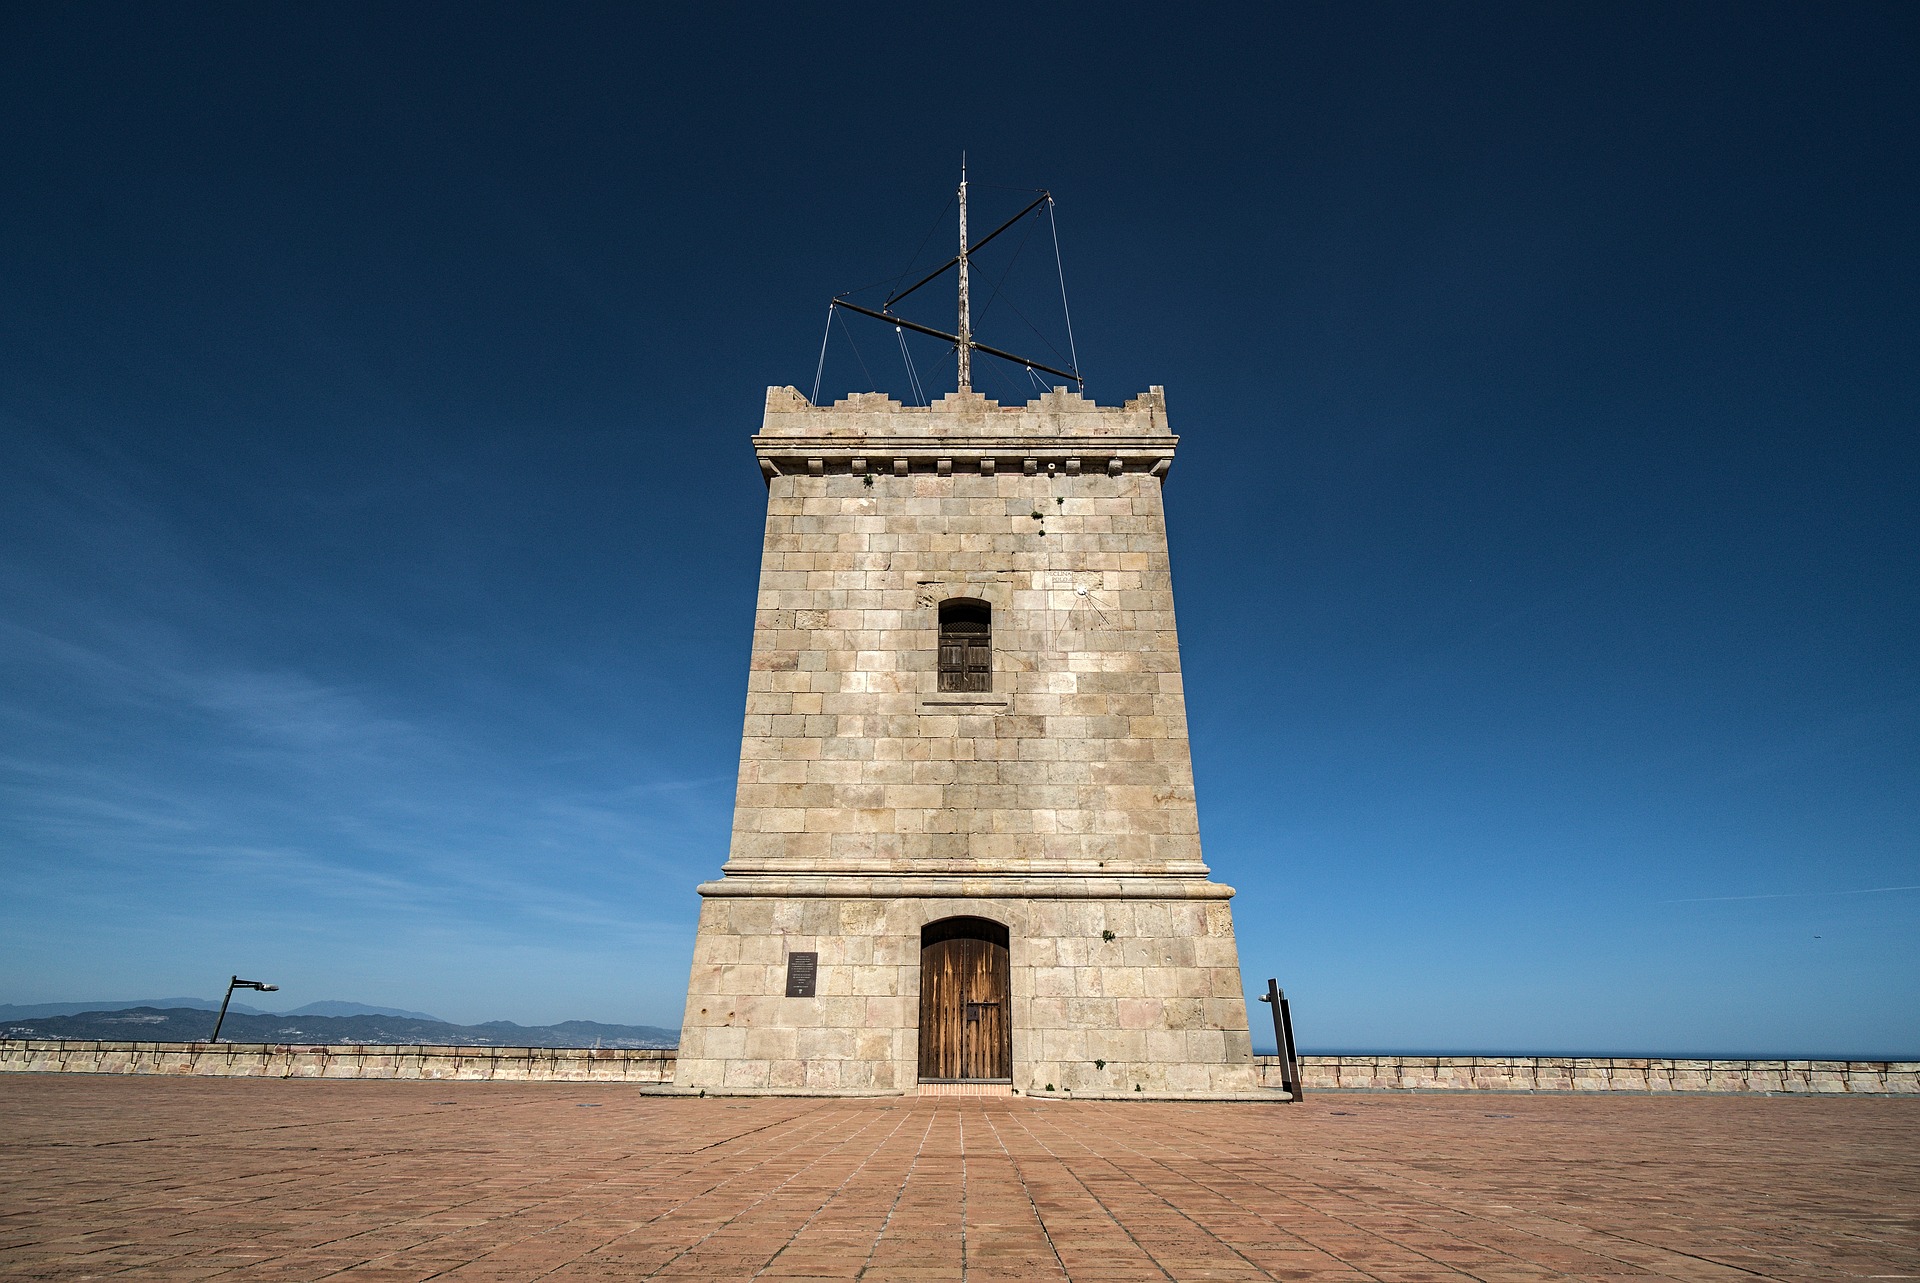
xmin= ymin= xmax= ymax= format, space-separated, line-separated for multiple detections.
xmin=752 ymin=1101 xmax=919 ymax=1279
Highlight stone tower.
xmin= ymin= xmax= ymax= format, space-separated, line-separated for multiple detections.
xmin=672 ymin=384 xmax=1264 ymax=1098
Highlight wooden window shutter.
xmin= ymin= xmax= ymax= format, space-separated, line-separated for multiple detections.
xmin=937 ymin=599 xmax=991 ymax=693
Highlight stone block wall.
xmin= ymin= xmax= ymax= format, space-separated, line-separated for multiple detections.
xmin=8 ymin=1042 xmax=1915 ymax=1094
xmin=729 ymin=409 xmax=1203 ymax=880
xmin=675 ymin=892 xmax=1258 ymax=1097
xmin=1254 ymin=1055 xmax=1920 ymax=1094
xmin=675 ymin=385 xmax=1262 ymax=1097
xmin=0 ymin=1040 xmax=675 ymax=1081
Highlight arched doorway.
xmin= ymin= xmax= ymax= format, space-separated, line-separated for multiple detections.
xmin=918 ymin=917 xmax=1011 ymax=1082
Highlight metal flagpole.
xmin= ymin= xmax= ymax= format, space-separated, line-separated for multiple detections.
xmin=956 ymin=158 xmax=971 ymax=392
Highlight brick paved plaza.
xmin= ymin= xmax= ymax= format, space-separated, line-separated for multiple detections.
xmin=1 ymin=1076 xmax=1914 ymax=1281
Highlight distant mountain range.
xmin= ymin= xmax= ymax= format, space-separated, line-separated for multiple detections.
xmin=278 ymin=1000 xmax=446 ymax=1021
xmin=0 ymin=1006 xmax=678 ymax=1049
xmin=0 ymin=999 xmax=443 ymax=1021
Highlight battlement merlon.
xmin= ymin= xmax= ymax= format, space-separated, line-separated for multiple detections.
xmin=754 ymin=384 xmax=1177 ymax=482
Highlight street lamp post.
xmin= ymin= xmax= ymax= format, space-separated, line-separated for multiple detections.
xmin=209 ymin=975 xmax=278 ymax=1043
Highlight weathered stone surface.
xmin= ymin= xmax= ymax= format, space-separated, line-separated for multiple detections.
xmin=1250 ymin=1056 xmax=1920 ymax=1094
xmin=7 ymin=1042 xmax=1915 ymax=1094
xmin=679 ymin=892 xmax=1256 ymax=1096
xmin=0 ymin=1041 xmax=676 ymax=1082
xmin=676 ymin=386 xmax=1262 ymax=1096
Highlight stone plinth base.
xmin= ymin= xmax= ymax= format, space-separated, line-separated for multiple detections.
xmin=918 ymin=1082 xmax=1014 ymax=1097
xmin=673 ymin=878 xmax=1260 ymax=1098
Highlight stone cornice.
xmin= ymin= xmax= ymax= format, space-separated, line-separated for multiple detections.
xmin=755 ymin=385 xmax=1179 ymax=482
xmin=753 ymin=437 xmax=1178 ymax=480
xmin=695 ymin=873 xmax=1236 ymax=900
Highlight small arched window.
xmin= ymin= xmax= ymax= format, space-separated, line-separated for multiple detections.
xmin=938 ymin=598 xmax=991 ymax=693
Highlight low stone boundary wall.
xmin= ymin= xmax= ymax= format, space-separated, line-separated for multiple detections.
xmin=1259 ymin=1055 xmax=1919 ymax=1094
xmin=3 ymin=1041 xmax=1914 ymax=1093
xmin=0 ymin=1040 xmax=674 ymax=1082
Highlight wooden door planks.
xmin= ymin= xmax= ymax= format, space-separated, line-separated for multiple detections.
xmin=918 ymin=931 xmax=1010 ymax=1081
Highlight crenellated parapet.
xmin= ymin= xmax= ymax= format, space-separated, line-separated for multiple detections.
xmin=754 ymin=385 xmax=1177 ymax=481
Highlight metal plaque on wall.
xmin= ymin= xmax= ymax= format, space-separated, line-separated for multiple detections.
xmin=785 ymin=952 xmax=818 ymax=998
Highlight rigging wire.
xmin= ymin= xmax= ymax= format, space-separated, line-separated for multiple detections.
xmin=969 ymin=204 xmax=1078 ymax=383
xmin=971 ymin=209 xmax=1076 ymax=383
xmin=811 ymin=302 xmax=834 ymax=405
xmin=889 ymin=192 xmax=957 ymax=300
xmin=816 ymin=183 xmax=1083 ymax=398
xmin=837 ymin=308 xmax=878 ymax=392
xmin=992 ymin=291 xmax=1071 ymax=369
xmin=831 ymin=195 xmax=960 ymax=303
xmin=972 ymin=210 xmax=1040 ymax=327
xmin=1048 ymin=199 xmax=1082 ymax=388
xmin=896 ymin=326 xmax=925 ymax=405
xmin=985 ymin=344 xmax=1027 ymax=404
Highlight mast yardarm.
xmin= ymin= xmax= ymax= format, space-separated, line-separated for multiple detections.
xmin=824 ymin=164 xmax=1082 ymax=395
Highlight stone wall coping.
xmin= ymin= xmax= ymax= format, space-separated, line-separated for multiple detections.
xmin=1292 ymin=1055 xmax=1919 ymax=1071
xmin=0 ymin=1040 xmax=679 ymax=1084
xmin=1255 ymin=1054 xmax=1918 ymax=1095
xmin=12 ymin=1042 xmax=1907 ymax=1073
xmin=6 ymin=1042 xmax=1913 ymax=1093
xmin=695 ymin=874 xmax=1235 ymax=900
xmin=0 ymin=1039 xmax=674 ymax=1058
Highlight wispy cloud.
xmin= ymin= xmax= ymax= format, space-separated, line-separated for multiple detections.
xmin=1662 ymin=886 xmax=1920 ymax=904
xmin=0 ymin=444 xmax=729 ymax=979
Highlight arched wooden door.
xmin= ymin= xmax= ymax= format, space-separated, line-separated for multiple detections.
xmin=918 ymin=917 xmax=1011 ymax=1082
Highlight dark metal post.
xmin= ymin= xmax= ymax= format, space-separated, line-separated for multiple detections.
xmin=208 ymin=976 xmax=277 ymax=1043
xmin=1277 ymin=986 xmax=1304 ymax=1102
xmin=209 ymin=975 xmax=239 ymax=1043
xmin=1258 ymin=977 xmax=1305 ymax=1102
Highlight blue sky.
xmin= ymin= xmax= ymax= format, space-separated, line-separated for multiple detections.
xmin=2 ymin=3 xmax=1914 ymax=1055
